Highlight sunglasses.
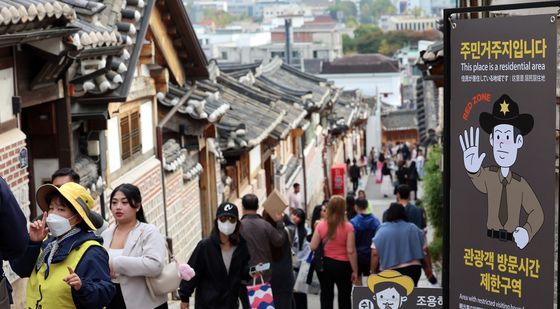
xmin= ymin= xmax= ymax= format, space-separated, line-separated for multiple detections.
xmin=218 ymin=216 xmax=237 ymax=223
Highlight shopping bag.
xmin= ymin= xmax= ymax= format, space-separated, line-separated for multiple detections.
xmin=247 ymin=275 xmax=275 ymax=309
xmin=293 ymin=259 xmax=311 ymax=293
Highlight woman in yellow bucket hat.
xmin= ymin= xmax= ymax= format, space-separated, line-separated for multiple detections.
xmin=10 ymin=182 xmax=115 ymax=309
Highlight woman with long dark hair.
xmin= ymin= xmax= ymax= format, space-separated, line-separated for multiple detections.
xmin=371 ymin=203 xmax=425 ymax=286
xmin=287 ymin=208 xmax=310 ymax=309
xmin=310 ymin=196 xmax=358 ymax=309
xmin=101 ymin=183 xmax=168 ymax=309
xmin=178 ymin=202 xmax=250 ymax=309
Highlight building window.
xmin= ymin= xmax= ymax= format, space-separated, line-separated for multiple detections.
xmin=221 ymin=51 xmax=228 ymax=60
xmin=271 ymin=51 xmax=285 ymax=58
xmin=120 ymin=108 xmax=141 ymax=161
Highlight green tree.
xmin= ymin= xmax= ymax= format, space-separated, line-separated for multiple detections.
xmin=342 ymin=34 xmax=356 ymax=54
xmin=369 ymin=0 xmax=396 ymax=22
xmin=345 ymin=16 xmax=359 ymax=28
xmin=353 ymin=25 xmax=383 ymax=54
xmin=422 ymin=144 xmax=443 ymax=261
xmin=328 ymin=1 xmax=358 ymax=22
xmin=203 ymin=9 xmax=242 ymax=27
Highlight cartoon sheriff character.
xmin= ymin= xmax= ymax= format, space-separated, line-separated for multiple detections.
xmin=459 ymin=94 xmax=544 ymax=249
xmin=367 ymin=270 xmax=414 ymax=309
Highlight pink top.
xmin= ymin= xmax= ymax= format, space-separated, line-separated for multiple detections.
xmin=315 ymin=220 xmax=354 ymax=262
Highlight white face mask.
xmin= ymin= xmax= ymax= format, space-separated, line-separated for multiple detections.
xmin=217 ymin=221 xmax=237 ymax=236
xmin=46 ymin=213 xmax=75 ymax=237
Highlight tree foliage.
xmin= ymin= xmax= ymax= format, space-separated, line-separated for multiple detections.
xmin=342 ymin=26 xmax=442 ymax=56
xmin=422 ymin=144 xmax=443 ymax=261
xmin=328 ymin=1 xmax=358 ymax=22
xmin=202 ymin=9 xmax=243 ymax=27
xmin=360 ymin=0 xmax=396 ymax=23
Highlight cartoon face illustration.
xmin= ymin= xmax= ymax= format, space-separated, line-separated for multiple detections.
xmin=367 ymin=270 xmax=414 ymax=309
xmin=373 ymin=287 xmax=407 ymax=309
xmin=458 ymin=94 xmax=543 ymax=250
xmin=490 ymin=124 xmax=523 ymax=167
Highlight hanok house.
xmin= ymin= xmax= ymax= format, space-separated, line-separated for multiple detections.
xmin=249 ymin=57 xmax=340 ymax=210
xmin=20 ymin=0 xmax=207 ymax=259
xmin=322 ymin=89 xmax=369 ymax=196
xmin=156 ymin=80 xmax=228 ymax=251
xmin=381 ymin=109 xmax=419 ymax=145
xmin=202 ymin=62 xmax=287 ymax=207
xmin=0 ymin=0 xmax=78 ymax=305
xmin=327 ymin=89 xmax=368 ymax=165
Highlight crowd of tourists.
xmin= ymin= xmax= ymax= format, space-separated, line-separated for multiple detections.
xmin=1 ymin=153 xmax=435 ymax=309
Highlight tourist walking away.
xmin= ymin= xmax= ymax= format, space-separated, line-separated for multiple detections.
xmin=1 ymin=177 xmax=28 ymax=308
xmin=287 ymin=209 xmax=310 ymax=309
xmin=288 ymin=183 xmax=302 ymax=210
xmin=239 ymin=194 xmax=286 ymax=306
xmin=380 ymin=162 xmax=393 ymax=198
xmin=11 ymin=182 xmax=115 ymax=309
xmin=179 ymin=202 xmax=250 ymax=309
xmin=407 ymin=162 xmax=419 ymax=201
xmin=359 ymin=154 xmax=368 ymax=175
xmin=394 ymin=161 xmax=409 ymax=195
xmin=371 ymin=203 xmax=425 ymax=286
xmin=394 ymin=185 xmax=437 ymax=284
xmin=350 ymin=199 xmax=380 ymax=285
xmin=349 ymin=159 xmax=361 ymax=193
xmin=263 ymin=211 xmax=295 ymax=309
xmin=416 ymin=149 xmax=425 ymax=180
xmin=310 ymin=196 xmax=359 ymax=309
xmin=369 ymin=147 xmax=376 ymax=174
xmin=51 ymin=168 xmax=108 ymax=235
xmin=101 ymin=184 xmax=168 ymax=309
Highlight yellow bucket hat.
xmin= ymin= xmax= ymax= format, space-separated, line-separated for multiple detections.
xmin=367 ymin=270 xmax=415 ymax=296
xmin=36 ymin=182 xmax=96 ymax=231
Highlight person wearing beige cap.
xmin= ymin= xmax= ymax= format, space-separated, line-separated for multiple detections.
xmin=10 ymin=182 xmax=115 ymax=309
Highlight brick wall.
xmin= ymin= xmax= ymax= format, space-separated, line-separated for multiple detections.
xmin=165 ymin=170 xmax=202 ymax=262
xmin=304 ymin=137 xmax=325 ymax=211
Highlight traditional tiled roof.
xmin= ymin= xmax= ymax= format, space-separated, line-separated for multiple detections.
xmin=74 ymin=155 xmax=104 ymax=199
xmin=162 ymin=139 xmax=186 ymax=172
xmin=321 ymin=54 xmax=399 ymax=74
xmin=0 ymin=0 xmax=76 ymax=26
xmin=382 ymin=109 xmax=418 ymax=131
xmin=220 ymin=71 xmax=307 ymax=141
xmin=157 ymin=82 xmax=229 ymax=123
xmin=257 ymin=57 xmax=333 ymax=111
xmin=0 ymin=0 xmax=78 ymax=47
xmin=182 ymin=152 xmax=203 ymax=181
xmin=67 ymin=0 xmax=154 ymax=98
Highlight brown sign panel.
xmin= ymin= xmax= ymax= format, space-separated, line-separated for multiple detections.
xmin=449 ymin=14 xmax=556 ymax=308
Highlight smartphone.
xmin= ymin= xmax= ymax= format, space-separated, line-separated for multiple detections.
xmin=249 ymin=262 xmax=270 ymax=274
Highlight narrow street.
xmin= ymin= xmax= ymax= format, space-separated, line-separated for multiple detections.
xmin=170 ymin=172 xmax=440 ymax=309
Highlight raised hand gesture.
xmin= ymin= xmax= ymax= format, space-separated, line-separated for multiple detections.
xmin=29 ymin=213 xmax=49 ymax=242
xmin=459 ymin=127 xmax=486 ymax=173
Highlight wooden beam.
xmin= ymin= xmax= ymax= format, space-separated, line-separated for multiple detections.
xmin=149 ymin=7 xmax=186 ymax=86
xmin=139 ymin=41 xmax=154 ymax=64
xmin=149 ymin=65 xmax=169 ymax=93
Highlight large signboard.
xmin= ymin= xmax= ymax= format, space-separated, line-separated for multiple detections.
xmin=449 ymin=14 xmax=556 ymax=308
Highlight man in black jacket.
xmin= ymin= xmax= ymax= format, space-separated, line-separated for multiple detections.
xmin=0 ymin=176 xmax=29 ymax=308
